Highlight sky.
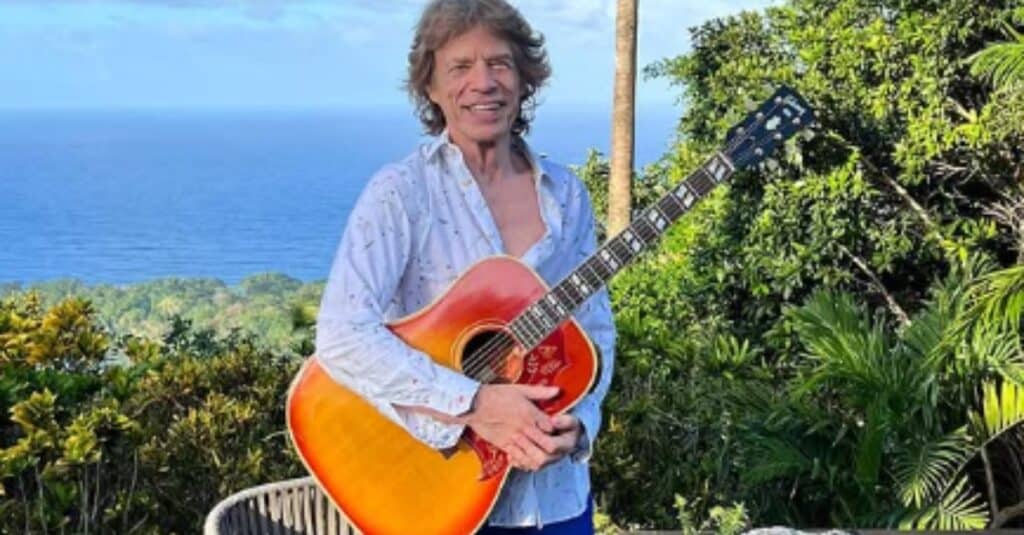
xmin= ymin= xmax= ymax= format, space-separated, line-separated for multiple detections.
xmin=0 ymin=0 xmax=776 ymax=113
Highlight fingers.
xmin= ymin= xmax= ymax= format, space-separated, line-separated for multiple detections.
xmin=504 ymin=441 xmax=531 ymax=471
xmin=515 ymin=384 xmax=560 ymax=402
xmin=510 ymin=433 xmax=555 ymax=471
xmin=549 ymin=413 xmax=580 ymax=432
xmin=522 ymin=424 xmax=559 ymax=454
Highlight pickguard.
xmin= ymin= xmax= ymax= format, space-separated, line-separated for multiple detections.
xmin=463 ymin=331 xmax=571 ymax=480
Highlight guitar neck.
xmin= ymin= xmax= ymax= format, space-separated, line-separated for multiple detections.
xmin=508 ymin=152 xmax=736 ymax=350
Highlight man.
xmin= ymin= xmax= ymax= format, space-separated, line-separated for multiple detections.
xmin=315 ymin=0 xmax=616 ymax=533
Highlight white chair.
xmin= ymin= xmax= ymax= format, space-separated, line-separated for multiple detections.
xmin=204 ymin=477 xmax=355 ymax=535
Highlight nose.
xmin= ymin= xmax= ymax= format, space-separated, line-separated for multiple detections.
xmin=468 ymin=62 xmax=498 ymax=92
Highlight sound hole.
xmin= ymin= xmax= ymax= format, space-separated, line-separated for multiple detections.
xmin=460 ymin=329 xmax=522 ymax=383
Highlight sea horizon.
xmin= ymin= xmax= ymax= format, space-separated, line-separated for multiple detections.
xmin=1 ymin=105 xmax=680 ymax=286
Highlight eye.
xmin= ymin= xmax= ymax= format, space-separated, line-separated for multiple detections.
xmin=450 ymin=64 xmax=470 ymax=74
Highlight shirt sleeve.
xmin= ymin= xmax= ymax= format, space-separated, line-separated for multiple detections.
xmin=564 ymin=176 xmax=617 ymax=463
xmin=315 ymin=165 xmax=480 ymax=450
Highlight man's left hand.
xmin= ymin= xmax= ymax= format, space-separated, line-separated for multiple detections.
xmin=506 ymin=413 xmax=581 ymax=472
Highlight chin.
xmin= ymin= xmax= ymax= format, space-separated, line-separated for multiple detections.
xmin=466 ymin=123 xmax=513 ymax=144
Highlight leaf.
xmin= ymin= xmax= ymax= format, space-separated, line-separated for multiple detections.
xmin=903 ymin=478 xmax=989 ymax=530
xmin=972 ymin=380 xmax=1024 ymax=439
xmin=894 ymin=427 xmax=972 ymax=508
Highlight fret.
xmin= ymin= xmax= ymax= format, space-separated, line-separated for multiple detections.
xmin=559 ymin=278 xmax=584 ymax=308
xmin=516 ymin=313 xmax=543 ymax=347
xmin=660 ymin=194 xmax=686 ymax=219
xmin=587 ymin=255 xmax=613 ymax=281
xmin=535 ymin=298 xmax=557 ymax=326
xmin=707 ymin=153 xmax=734 ymax=182
xmin=692 ymin=167 xmax=716 ymax=195
xmin=545 ymin=292 xmax=568 ymax=319
xmin=651 ymin=202 xmax=674 ymax=227
xmin=598 ymin=247 xmax=622 ymax=273
xmin=673 ymin=181 xmax=698 ymax=209
xmin=569 ymin=272 xmax=593 ymax=299
xmin=619 ymin=229 xmax=644 ymax=255
xmin=554 ymin=283 xmax=579 ymax=309
xmin=508 ymin=321 xmax=532 ymax=348
xmin=633 ymin=217 xmax=658 ymax=242
xmin=529 ymin=306 xmax=553 ymax=335
xmin=610 ymin=237 xmax=634 ymax=264
xmin=644 ymin=206 xmax=670 ymax=233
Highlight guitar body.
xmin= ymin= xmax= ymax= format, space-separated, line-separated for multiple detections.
xmin=287 ymin=256 xmax=598 ymax=535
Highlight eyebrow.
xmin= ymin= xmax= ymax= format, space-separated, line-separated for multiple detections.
xmin=485 ymin=53 xmax=514 ymax=62
xmin=447 ymin=53 xmax=514 ymax=65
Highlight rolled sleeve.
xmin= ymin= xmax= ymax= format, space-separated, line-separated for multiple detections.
xmin=316 ymin=167 xmax=480 ymax=450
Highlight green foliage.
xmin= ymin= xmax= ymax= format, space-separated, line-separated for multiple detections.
xmin=903 ymin=478 xmax=990 ymax=531
xmin=970 ymin=20 xmax=1024 ymax=89
xmin=0 ymin=274 xmax=324 ymax=358
xmin=0 ymin=293 xmax=304 ymax=533
xmin=675 ymin=495 xmax=750 ymax=535
xmin=578 ymin=0 xmax=1024 ymax=529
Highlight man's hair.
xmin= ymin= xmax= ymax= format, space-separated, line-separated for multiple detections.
xmin=406 ymin=0 xmax=551 ymax=136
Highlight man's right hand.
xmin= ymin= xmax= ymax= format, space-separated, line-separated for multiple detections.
xmin=460 ymin=383 xmax=560 ymax=469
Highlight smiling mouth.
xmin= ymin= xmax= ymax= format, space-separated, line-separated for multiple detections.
xmin=465 ymin=102 xmax=504 ymax=112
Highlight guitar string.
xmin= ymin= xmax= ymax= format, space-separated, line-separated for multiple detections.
xmin=458 ymin=155 xmax=726 ymax=381
xmin=457 ymin=180 xmax=683 ymax=381
xmin=458 ymin=104 xmax=777 ymax=382
xmin=457 ymin=97 xmax=794 ymax=383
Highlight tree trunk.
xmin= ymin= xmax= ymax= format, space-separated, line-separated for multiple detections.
xmin=608 ymin=0 xmax=638 ymax=238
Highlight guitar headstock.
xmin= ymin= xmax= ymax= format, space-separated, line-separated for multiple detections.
xmin=723 ymin=86 xmax=815 ymax=170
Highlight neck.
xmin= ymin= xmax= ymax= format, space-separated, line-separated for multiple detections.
xmin=449 ymin=132 xmax=522 ymax=186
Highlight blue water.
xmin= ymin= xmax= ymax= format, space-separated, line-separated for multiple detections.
xmin=0 ymin=107 xmax=678 ymax=285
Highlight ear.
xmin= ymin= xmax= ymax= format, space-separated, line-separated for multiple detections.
xmin=426 ymin=81 xmax=440 ymax=105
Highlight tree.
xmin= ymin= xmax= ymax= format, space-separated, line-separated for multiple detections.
xmin=608 ymin=0 xmax=638 ymax=237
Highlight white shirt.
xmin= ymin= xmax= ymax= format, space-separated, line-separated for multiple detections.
xmin=315 ymin=132 xmax=616 ymax=527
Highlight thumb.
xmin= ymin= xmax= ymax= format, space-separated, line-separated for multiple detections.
xmin=516 ymin=384 xmax=560 ymax=400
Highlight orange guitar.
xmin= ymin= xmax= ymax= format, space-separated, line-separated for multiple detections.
xmin=287 ymin=87 xmax=814 ymax=535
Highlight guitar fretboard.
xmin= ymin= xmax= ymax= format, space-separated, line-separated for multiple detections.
xmin=507 ymin=152 xmax=735 ymax=349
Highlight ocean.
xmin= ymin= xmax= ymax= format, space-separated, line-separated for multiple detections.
xmin=0 ymin=107 xmax=679 ymax=285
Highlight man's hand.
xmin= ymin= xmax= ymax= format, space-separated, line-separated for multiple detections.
xmin=507 ymin=412 xmax=581 ymax=471
xmin=405 ymin=383 xmax=580 ymax=471
xmin=460 ymin=382 xmax=556 ymax=438
xmin=460 ymin=383 xmax=578 ymax=471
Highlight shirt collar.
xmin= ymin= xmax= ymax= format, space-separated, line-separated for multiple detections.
xmin=422 ymin=128 xmax=556 ymax=185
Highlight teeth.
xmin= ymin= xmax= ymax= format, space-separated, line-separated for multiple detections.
xmin=470 ymin=103 xmax=500 ymax=111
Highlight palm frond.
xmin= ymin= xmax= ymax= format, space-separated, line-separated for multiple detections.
xmin=961 ymin=324 xmax=1024 ymax=384
xmin=788 ymin=292 xmax=893 ymax=399
xmin=894 ymin=427 xmax=972 ymax=508
xmin=960 ymin=264 xmax=1024 ymax=335
xmin=970 ymin=381 xmax=1024 ymax=439
xmin=854 ymin=400 xmax=887 ymax=488
xmin=969 ymin=21 xmax=1024 ymax=89
xmin=742 ymin=435 xmax=812 ymax=484
xmin=901 ymin=478 xmax=989 ymax=531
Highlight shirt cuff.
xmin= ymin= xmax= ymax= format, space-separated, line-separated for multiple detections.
xmin=570 ymin=399 xmax=600 ymax=463
xmin=570 ymin=420 xmax=593 ymax=463
xmin=394 ymin=368 xmax=480 ymax=450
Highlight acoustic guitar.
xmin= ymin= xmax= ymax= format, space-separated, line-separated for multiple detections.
xmin=287 ymin=86 xmax=815 ymax=535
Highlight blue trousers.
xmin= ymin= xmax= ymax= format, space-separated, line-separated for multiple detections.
xmin=476 ymin=500 xmax=594 ymax=535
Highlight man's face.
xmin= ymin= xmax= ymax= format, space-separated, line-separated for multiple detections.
xmin=428 ymin=25 xmax=523 ymax=147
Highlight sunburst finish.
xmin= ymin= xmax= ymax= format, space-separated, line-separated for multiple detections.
xmin=287 ymin=256 xmax=598 ymax=535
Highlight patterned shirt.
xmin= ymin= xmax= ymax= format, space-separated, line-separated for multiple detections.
xmin=315 ymin=132 xmax=616 ymax=528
